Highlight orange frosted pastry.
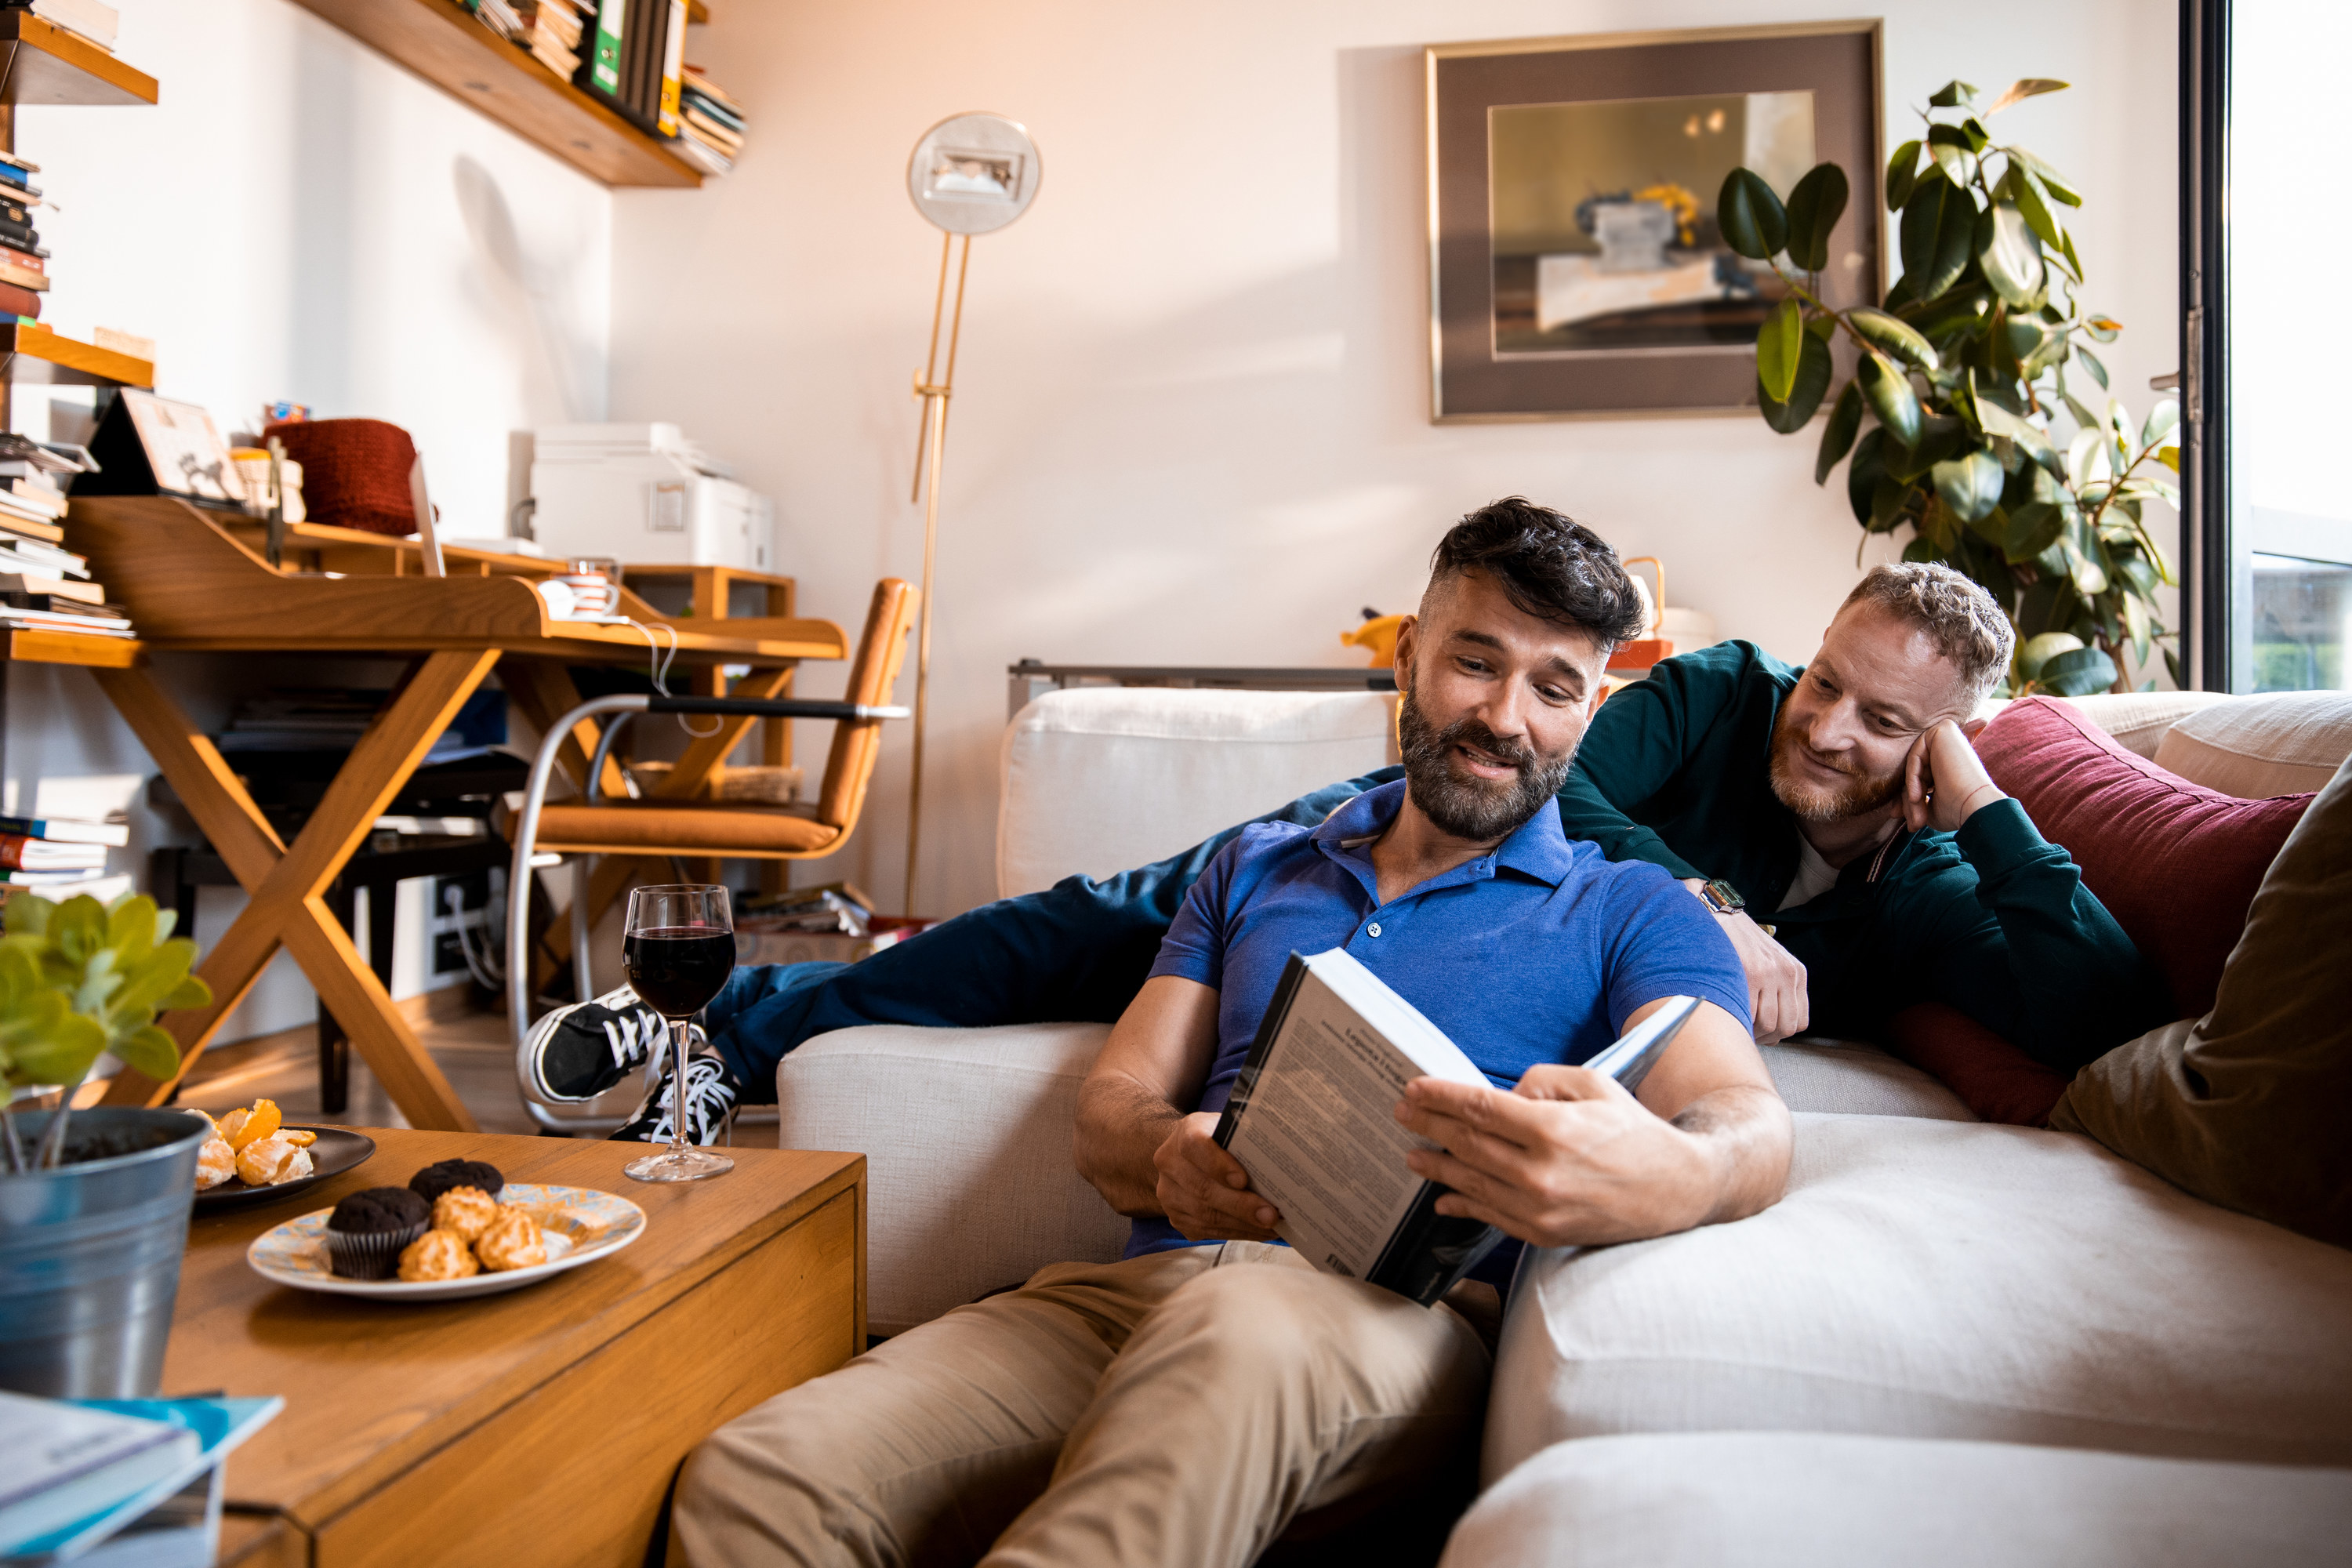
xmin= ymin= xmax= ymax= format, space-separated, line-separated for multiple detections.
xmin=430 ymin=1185 xmax=500 ymax=1242
xmin=397 ymin=1229 xmax=480 ymax=1282
xmin=474 ymin=1209 xmax=547 ymax=1272
xmin=234 ymin=1134 xmax=314 ymax=1187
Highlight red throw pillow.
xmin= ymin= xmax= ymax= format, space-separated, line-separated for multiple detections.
xmin=264 ymin=417 xmax=419 ymax=535
xmin=1974 ymin=697 xmax=2314 ymax=1020
xmin=1886 ymin=1003 xmax=2073 ymax=1126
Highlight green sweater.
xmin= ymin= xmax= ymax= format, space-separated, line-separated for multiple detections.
xmin=1557 ymin=640 xmax=2170 ymax=1069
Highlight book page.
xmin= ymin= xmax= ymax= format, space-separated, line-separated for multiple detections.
xmin=1223 ymin=965 xmax=1446 ymax=1279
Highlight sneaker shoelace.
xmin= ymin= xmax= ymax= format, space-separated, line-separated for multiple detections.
xmin=601 ymin=1009 xmax=660 ymax=1072
xmin=646 ymin=1056 xmax=734 ymax=1145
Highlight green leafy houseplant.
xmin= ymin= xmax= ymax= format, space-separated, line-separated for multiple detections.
xmin=0 ymin=892 xmax=209 ymax=1172
xmin=1719 ymin=77 xmax=2180 ymax=696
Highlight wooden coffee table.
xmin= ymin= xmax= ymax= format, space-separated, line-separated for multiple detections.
xmin=163 ymin=1128 xmax=864 ymax=1567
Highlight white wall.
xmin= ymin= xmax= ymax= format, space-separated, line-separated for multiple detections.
xmin=10 ymin=0 xmax=612 ymax=1040
xmin=608 ymin=0 xmax=2181 ymax=920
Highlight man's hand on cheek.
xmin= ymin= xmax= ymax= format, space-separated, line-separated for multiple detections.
xmin=1394 ymin=1068 xmax=1716 ymax=1248
xmin=1152 ymin=1112 xmax=1282 ymax=1242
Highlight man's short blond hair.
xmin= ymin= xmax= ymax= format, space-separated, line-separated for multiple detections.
xmin=1838 ymin=562 xmax=2015 ymax=703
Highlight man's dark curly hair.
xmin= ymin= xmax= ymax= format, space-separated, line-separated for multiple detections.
xmin=1426 ymin=497 xmax=1649 ymax=649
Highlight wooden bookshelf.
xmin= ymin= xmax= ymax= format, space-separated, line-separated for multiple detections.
xmin=0 ymin=12 xmax=158 ymax=108
xmin=1 ymin=322 xmax=153 ymax=389
xmin=289 ymin=0 xmax=702 ymax=189
xmin=5 ymin=628 xmax=142 ymax=667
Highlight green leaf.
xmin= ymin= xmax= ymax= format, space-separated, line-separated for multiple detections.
xmin=2016 ymin=149 xmax=2083 ymax=206
xmin=2141 ymin=399 xmax=2181 ymax=451
xmin=1846 ymin=307 xmax=1940 ymax=370
xmin=2076 ymin=344 xmax=2109 ymax=390
xmin=2158 ymin=445 xmax=2181 ymax=474
xmin=2003 ymin=500 xmax=2069 ymax=563
xmin=1976 ymin=202 xmax=2046 ymax=307
xmin=2085 ymin=314 xmax=2122 ymax=342
xmin=1847 ymin=427 xmax=1888 ymax=526
xmin=2017 ymin=630 xmax=2084 ymax=677
xmin=1928 ymin=80 xmax=1981 ymax=108
xmin=1759 ymin=329 xmax=1832 ymax=433
xmin=2005 ymin=165 xmax=2063 ymax=249
xmin=114 ymin=1024 xmax=180 ymax=1081
xmin=1933 ymin=448 xmax=2005 ymax=523
xmin=1907 ymin=286 xmax=1994 ymax=341
xmin=1857 ymin=351 xmax=1922 ymax=448
xmin=1717 ymin=168 xmax=1788 ymax=260
xmin=1782 ymin=163 xmax=1849 ymax=272
xmin=1929 ymin=137 xmax=1979 ymax=190
xmin=1817 ymin=381 xmax=1864 ymax=483
xmin=1900 ymin=172 xmax=1977 ymax=303
xmin=1886 ymin=140 xmax=1922 ymax=212
xmin=2060 ymin=228 xmax=2085 ymax=283
xmin=2 ymin=894 xmax=50 ymax=939
xmin=1758 ymin=297 xmax=1805 ymax=404
xmin=1959 ymin=118 xmax=1991 ymax=154
xmin=162 ymin=975 xmax=213 ymax=1011
xmin=2038 ymin=644 xmax=2118 ymax=696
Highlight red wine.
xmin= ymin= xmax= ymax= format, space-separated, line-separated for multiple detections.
xmin=623 ymin=926 xmax=735 ymax=1018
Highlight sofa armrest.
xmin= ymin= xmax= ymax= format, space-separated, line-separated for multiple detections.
xmin=776 ymin=1022 xmax=1131 ymax=1337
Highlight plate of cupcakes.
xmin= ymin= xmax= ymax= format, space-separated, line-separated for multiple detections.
xmin=245 ymin=1156 xmax=647 ymax=1301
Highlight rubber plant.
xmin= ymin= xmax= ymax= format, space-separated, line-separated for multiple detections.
xmin=0 ymin=892 xmax=208 ymax=1171
xmin=1720 ymin=77 xmax=2181 ymax=695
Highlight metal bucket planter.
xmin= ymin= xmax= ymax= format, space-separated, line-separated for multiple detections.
xmin=0 ymin=1107 xmax=205 ymax=1398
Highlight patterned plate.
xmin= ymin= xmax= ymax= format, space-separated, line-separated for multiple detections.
xmin=245 ymin=1183 xmax=647 ymax=1301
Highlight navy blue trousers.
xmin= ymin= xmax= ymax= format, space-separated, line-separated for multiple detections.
xmin=701 ymin=769 xmax=1399 ymax=1100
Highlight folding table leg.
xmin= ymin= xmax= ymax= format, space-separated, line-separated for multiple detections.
xmin=316 ymin=881 xmax=354 ymax=1116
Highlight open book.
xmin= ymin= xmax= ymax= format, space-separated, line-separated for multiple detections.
xmin=1212 ymin=948 xmax=1701 ymax=1306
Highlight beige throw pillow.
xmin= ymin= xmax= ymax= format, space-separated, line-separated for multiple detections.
xmin=2052 ymin=750 xmax=2352 ymax=1247
xmin=2152 ymin=691 xmax=2352 ymax=798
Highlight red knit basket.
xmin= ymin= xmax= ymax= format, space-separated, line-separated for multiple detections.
xmin=263 ymin=418 xmax=418 ymax=535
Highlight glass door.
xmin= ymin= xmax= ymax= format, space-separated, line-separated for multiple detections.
xmin=2190 ymin=0 xmax=2352 ymax=691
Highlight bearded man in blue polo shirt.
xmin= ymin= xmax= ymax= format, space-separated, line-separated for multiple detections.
xmin=668 ymin=511 xmax=1790 ymax=1567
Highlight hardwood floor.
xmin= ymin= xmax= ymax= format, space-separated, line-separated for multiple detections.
xmin=175 ymin=1005 xmax=546 ymax=1134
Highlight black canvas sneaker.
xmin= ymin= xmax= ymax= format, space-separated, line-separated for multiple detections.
xmin=524 ymin=984 xmax=666 ymax=1102
xmin=610 ymin=1042 xmax=741 ymax=1146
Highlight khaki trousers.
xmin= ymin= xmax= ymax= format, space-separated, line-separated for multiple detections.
xmin=669 ymin=1242 xmax=1494 ymax=1568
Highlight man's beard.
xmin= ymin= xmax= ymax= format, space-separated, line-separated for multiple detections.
xmin=1396 ymin=688 xmax=1576 ymax=843
xmin=1767 ymin=703 xmax=1904 ymax=822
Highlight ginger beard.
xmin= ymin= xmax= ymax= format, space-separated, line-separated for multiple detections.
xmin=1396 ymin=683 xmax=1577 ymax=842
xmin=1767 ymin=701 xmax=1904 ymax=822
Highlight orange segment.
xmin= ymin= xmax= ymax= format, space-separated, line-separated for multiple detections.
xmin=228 ymin=1098 xmax=281 ymax=1151
xmin=281 ymin=1128 xmax=317 ymax=1148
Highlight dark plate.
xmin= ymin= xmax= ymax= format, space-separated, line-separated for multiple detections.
xmin=193 ymin=1127 xmax=376 ymax=1210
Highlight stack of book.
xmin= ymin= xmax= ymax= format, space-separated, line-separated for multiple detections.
xmin=215 ymin=687 xmax=506 ymax=764
xmin=0 ymin=811 xmax=129 ymax=902
xmin=510 ymin=0 xmax=586 ymax=80
xmin=0 ymin=0 xmax=117 ymax=53
xmin=0 ymin=1392 xmax=281 ymax=1566
xmin=0 ymin=438 xmax=135 ymax=640
xmin=0 ymin=149 xmax=48 ymax=325
xmin=736 ymin=885 xmax=937 ymax=965
xmin=675 ymin=65 xmax=745 ymax=173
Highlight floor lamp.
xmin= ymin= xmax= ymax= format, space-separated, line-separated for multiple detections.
xmin=901 ymin=111 xmax=1043 ymax=916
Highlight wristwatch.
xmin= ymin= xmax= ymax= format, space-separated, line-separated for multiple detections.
xmin=1698 ymin=878 xmax=1746 ymax=916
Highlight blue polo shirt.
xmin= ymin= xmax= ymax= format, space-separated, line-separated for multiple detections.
xmin=1127 ymin=777 xmax=1750 ymax=1259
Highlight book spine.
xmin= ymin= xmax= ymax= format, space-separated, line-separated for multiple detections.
xmin=1213 ymin=951 xmax=1309 ymax=1151
xmin=655 ymin=0 xmax=686 ymax=136
xmin=588 ymin=0 xmax=626 ymax=96
xmin=0 ymin=279 xmax=38 ymax=319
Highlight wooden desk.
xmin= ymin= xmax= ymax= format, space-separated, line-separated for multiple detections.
xmin=167 ymin=1128 xmax=865 ymax=1568
xmin=69 ymin=496 xmax=849 ymax=1129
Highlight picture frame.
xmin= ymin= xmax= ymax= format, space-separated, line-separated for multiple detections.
xmin=1426 ymin=20 xmax=1883 ymax=422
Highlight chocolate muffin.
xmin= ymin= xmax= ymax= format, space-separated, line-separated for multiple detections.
xmin=408 ymin=1158 xmax=505 ymax=1205
xmin=326 ymin=1186 xmax=430 ymax=1279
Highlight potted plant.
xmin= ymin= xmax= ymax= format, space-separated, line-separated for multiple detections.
xmin=1717 ymin=77 xmax=2180 ymax=695
xmin=0 ymin=891 xmax=212 ymax=1399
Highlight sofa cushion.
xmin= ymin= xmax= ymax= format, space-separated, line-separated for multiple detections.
xmin=2053 ymin=753 xmax=2352 ymax=1249
xmin=1444 ymin=1432 xmax=2352 ymax=1568
xmin=997 ymin=688 xmax=1395 ymax=897
xmin=1758 ymin=1041 xmax=1973 ymax=1120
xmin=2154 ymin=689 xmax=2352 ymax=798
xmin=776 ymin=1022 xmax=1127 ymax=1336
xmin=1483 ymin=1113 xmax=2352 ymax=1483
xmin=2057 ymin=689 xmax=2235 ymax=760
xmin=1974 ymin=695 xmax=2312 ymax=1019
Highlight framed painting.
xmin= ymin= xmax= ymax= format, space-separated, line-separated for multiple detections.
xmin=1427 ymin=21 xmax=1883 ymax=421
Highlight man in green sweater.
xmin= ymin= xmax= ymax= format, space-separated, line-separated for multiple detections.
xmin=1557 ymin=559 xmax=2167 ymax=1066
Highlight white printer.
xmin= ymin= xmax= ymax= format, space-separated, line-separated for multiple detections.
xmin=528 ymin=423 xmax=776 ymax=572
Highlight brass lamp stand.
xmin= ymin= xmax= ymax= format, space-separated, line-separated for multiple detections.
xmin=899 ymin=112 xmax=1042 ymax=917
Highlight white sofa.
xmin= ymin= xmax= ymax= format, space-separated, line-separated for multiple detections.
xmin=777 ymin=683 xmax=2352 ymax=1562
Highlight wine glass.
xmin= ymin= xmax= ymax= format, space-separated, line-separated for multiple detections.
xmin=621 ymin=884 xmax=737 ymax=1183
